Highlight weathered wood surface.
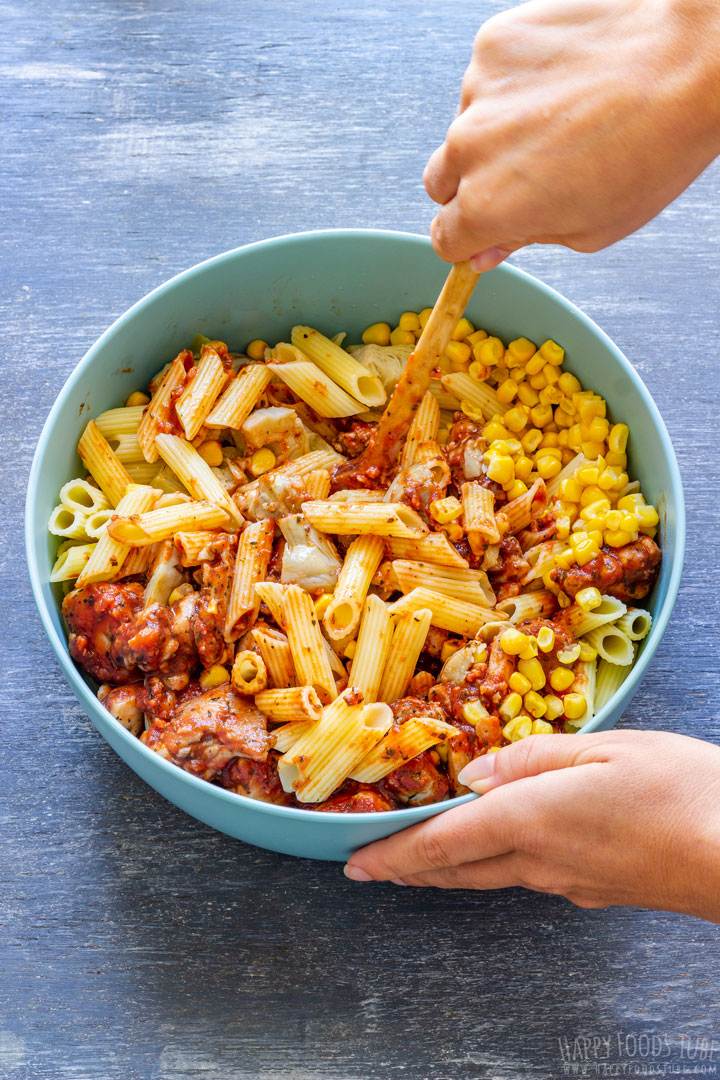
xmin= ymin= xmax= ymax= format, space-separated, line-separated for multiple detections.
xmin=2 ymin=1 xmax=719 ymax=1077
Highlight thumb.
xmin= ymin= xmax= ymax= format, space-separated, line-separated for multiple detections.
xmin=457 ymin=732 xmax=616 ymax=794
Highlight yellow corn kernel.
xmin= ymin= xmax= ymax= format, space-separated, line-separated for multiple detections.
xmin=499 ymin=692 xmax=523 ymax=721
xmin=469 ymin=360 xmax=489 ymax=382
xmin=581 ymin=417 xmax=610 ymax=443
xmin=314 ymin=594 xmax=333 ymax=620
xmin=451 ymin=317 xmax=474 ymax=341
xmin=418 ymin=307 xmax=433 ymax=329
xmin=507 ymin=479 xmax=528 ymax=501
xmin=509 ymin=672 xmax=532 ymax=695
xmin=508 ymin=337 xmax=536 ymax=362
xmin=603 ymin=509 xmax=620 ymax=531
xmin=523 ymin=351 xmax=546 ymax=376
xmin=557 ymin=371 xmax=581 ymax=396
xmin=580 ymin=499 xmax=611 ymax=522
xmin=619 ymin=511 xmax=639 ymax=532
xmin=535 ymin=453 xmax=562 ymax=480
xmin=445 ymin=340 xmax=472 ymax=366
xmin=605 ymin=450 xmax=627 ymax=468
xmin=555 ymin=516 xmax=571 ymax=541
xmin=608 ymin=423 xmax=629 ymax=454
xmin=503 ymin=406 xmax=529 ymax=433
xmin=536 ymin=626 xmax=555 ymax=653
xmin=462 ymin=700 xmax=491 ymax=726
xmin=541 ymin=387 xmax=564 ymax=409
xmin=472 ymin=643 xmax=488 ymax=664
xmin=636 ymin=504 xmax=659 ymax=528
xmin=577 ymin=395 xmax=606 ymax=422
xmin=514 ymin=455 xmax=534 ymax=481
xmin=461 ymin=401 xmax=486 ymax=423
xmin=557 ymin=430 xmax=569 ymax=447
xmin=441 ymin=640 xmax=463 ymax=663
xmin=529 ymin=369 xmax=548 ymax=390
xmin=569 ymin=535 xmax=599 ymax=566
xmin=554 ymin=547 xmax=576 ymax=570
xmin=247 ymin=339 xmax=269 ymax=361
xmin=503 ymin=715 xmax=533 ymax=742
xmin=486 ymin=439 xmax=510 ymax=456
xmin=430 ymin=496 xmax=463 ymax=524
xmin=475 ymin=336 xmax=505 ymax=366
xmin=517 ymin=657 xmax=546 ymax=691
xmin=483 ymin=420 xmax=508 ymax=442
xmin=531 ymin=717 xmax=554 ymax=734
xmin=587 ymin=529 xmax=604 ymax=548
xmin=126 ymin=390 xmax=150 ymax=407
xmin=399 ymin=311 xmax=421 ymax=333
xmin=517 ymin=382 xmax=539 ymax=407
xmin=521 ymin=428 xmax=543 ymax=454
xmin=487 ymin=455 xmax=515 ymax=485
xmin=575 ymin=586 xmax=602 ymax=612
xmin=530 ymin=403 xmax=553 ymax=428
xmin=605 ymin=528 xmax=635 ymax=547
xmin=563 ymin=693 xmax=587 ymax=721
xmin=249 ymin=447 xmax=276 ymax=476
xmin=520 ymin=636 xmax=540 ymax=661
xmin=540 ymin=339 xmax=564 ymax=365
xmin=553 ymin=406 xmax=574 ymax=428
xmin=467 ymin=328 xmax=488 ymax=346
xmin=539 ymin=440 xmax=561 ymax=455
xmin=543 ymin=695 xmax=565 ymax=721
xmin=617 ymin=493 xmax=644 ymax=512
xmin=497 ymin=378 xmax=519 ymax=404
xmin=199 ymin=664 xmax=230 ymax=690
xmin=524 ymin=690 xmax=547 ymax=718
xmin=557 ymin=644 xmax=582 ymax=664
xmin=499 ymin=628 xmax=529 ymax=656
xmin=576 ymin=465 xmax=599 ymax=488
xmin=578 ymin=642 xmax=598 ymax=662
xmin=197 ymin=439 xmax=224 ymax=468
xmin=558 ymin=478 xmax=581 ymax=504
xmin=579 ymin=486 xmax=607 ymax=510
xmin=441 ymin=522 xmax=464 ymax=542
xmin=549 ymin=666 xmax=575 ymax=692
xmin=390 ymin=327 xmax=416 ymax=346
xmin=168 ymin=584 xmax=193 ymax=606
xmin=581 ymin=440 xmax=605 ymax=460
xmin=598 ymin=466 xmax=622 ymax=491
xmin=362 ymin=321 xmax=392 ymax=346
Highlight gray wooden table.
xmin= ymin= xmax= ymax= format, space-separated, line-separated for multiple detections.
xmin=2 ymin=2 xmax=719 ymax=1078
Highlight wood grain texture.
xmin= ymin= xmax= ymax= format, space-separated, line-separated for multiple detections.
xmin=2 ymin=1 xmax=719 ymax=1078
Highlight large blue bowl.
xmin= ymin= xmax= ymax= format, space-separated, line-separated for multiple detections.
xmin=26 ymin=230 xmax=685 ymax=861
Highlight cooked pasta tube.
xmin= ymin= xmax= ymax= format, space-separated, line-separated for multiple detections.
xmin=349 ymin=715 xmax=459 ymax=783
xmin=50 ymin=542 xmax=96 ymax=582
xmin=291 ymin=325 xmax=387 ymax=407
xmin=560 ymin=594 xmax=627 ymax=637
xmin=267 ymin=361 xmax=363 ymax=417
xmin=94 ymin=405 xmax=145 ymax=439
xmin=282 ymin=584 xmax=336 ymax=701
xmin=378 ymin=607 xmax=433 ymax=703
xmin=567 ymin=659 xmax=597 ymax=728
xmin=616 ymin=608 xmax=653 ymax=641
xmin=272 ymin=718 xmax=317 ymax=753
xmin=48 ymin=504 xmax=91 ymax=540
xmin=59 ymin=479 xmax=110 ymax=515
xmin=124 ymin=462 xmax=162 ymax=485
xmin=428 ymin=381 xmax=461 ymax=411
xmin=114 ymin=544 xmax=154 ymax=580
xmin=232 ymin=650 xmax=268 ymax=694
xmin=137 ymin=353 xmax=189 ymax=463
xmin=348 ymin=595 xmax=394 ymax=703
xmin=386 ymin=532 xmax=469 ymax=569
xmin=174 ymin=344 xmax=228 ymax=440
xmin=400 ymin=391 xmax=440 ymax=469
xmin=496 ymin=589 xmax=557 ymax=623
xmin=440 ymin=372 xmax=502 ymax=420
xmin=239 ymin=449 xmax=344 ymax=499
xmin=462 ymin=482 xmax=500 ymax=551
xmin=76 ymin=485 xmax=160 ymax=585
xmin=205 ymin=363 xmax=272 ymax=429
xmin=251 ymin=628 xmax=296 ymax=689
xmin=278 ymin=693 xmax=394 ymax=803
xmin=155 ymin=433 xmax=242 ymax=526
xmin=327 ymin=489 xmax=388 ymax=504
xmin=254 ymin=686 xmax=323 ymax=724
xmin=303 ymin=469 xmax=331 ymax=500
xmin=496 ymin=478 xmax=547 ymax=535
xmin=583 ymin=625 xmax=634 ymax=665
xmin=392 ymin=560 xmax=495 ymax=608
xmin=546 ymin=453 xmax=588 ymax=498
xmin=389 ymin=587 xmax=502 ymax=636
xmin=106 ymin=501 xmax=229 ymax=546
xmin=77 ymin=420 xmax=133 ymax=507
xmin=521 ymin=541 xmax=567 ymax=584
xmin=323 ymin=534 xmax=384 ymax=641
xmin=174 ymin=530 xmax=227 ymax=566
xmin=254 ymin=582 xmax=289 ymax=627
xmin=594 ymin=655 xmax=635 ymax=711
xmin=302 ymin=501 xmax=427 ymax=539
xmin=84 ymin=508 xmax=114 ymax=539
xmin=225 ymin=520 xmax=275 ymax=637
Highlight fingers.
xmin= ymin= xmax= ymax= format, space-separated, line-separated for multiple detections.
xmin=457 ymin=732 xmax=616 ymax=795
xmin=393 ymin=851 xmax=524 ymax=891
xmin=423 ymin=142 xmax=460 ymax=208
xmin=430 ymin=177 xmax=522 ymax=264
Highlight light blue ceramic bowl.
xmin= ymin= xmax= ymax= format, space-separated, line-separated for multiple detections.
xmin=26 ymin=230 xmax=685 ymax=861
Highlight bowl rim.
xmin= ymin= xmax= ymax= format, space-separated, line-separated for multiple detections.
xmin=25 ymin=227 xmax=686 ymax=825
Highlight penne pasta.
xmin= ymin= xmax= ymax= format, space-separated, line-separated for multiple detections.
xmin=616 ymin=608 xmax=652 ymax=641
xmin=76 ymin=484 xmax=160 ymax=585
xmin=546 ymin=453 xmax=588 ymax=498
xmin=114 ymin=543 xmax=154 ymax=580
xmin=225 ymin=519 xmax=275 ymax=637
xmin=389 ymin=587 xmax=503 ymax=636
xmin=94 ymin=405 xmax=145 ymax=439
xmin=271 ymin=718 xmax=317 ymax=753
xmin=174 ymin=530 xmax=229 ymax=566
xmin=349 ymin=715 xmax=459 ymax=783
xmin=400 ymin=391 xmax=439 ymax=469
xmin=594 ymin=655 xmax=635 ymax=711
xmin=239 ymin=449 xmax=344 ymax=500
xmin=323 ymin=534 xmax=385 ymax=641
xmin=462 ymin=481 xmax=500 ymax=551
xmin=50 ymin=542 xmax=96 ymax=582
xmin=301 ymin=500 xmax=428 ymax=539
xmin=385 ymin=532 xmax=469 ymax=569
xmin=231 ymin=650 xmax=268 ymax=695
xmin=205 ymin=362 xmax=273 ymax=429
xmin=251 ymin=628 xmax=296 ymax=689
xmin=303 ymin=469 xmax=331 ymax=501
xmin=174 ymin=344 xmax=229 ymax=440
xmin=48 ymin=504 xmax=91 ymax=540
xmin=137 ymin=353 xmax=190 ymax=463
xmin=106 ymin=500 xmax=229 ymax=546
xmin=291 ymin=325 xmax=386 ymax=407
xmin=282 ymin=584 xmax=336 ymax=701
xmin=77 ymin=420 xmax=133 ymax=507
xmin=560 ymin=594 xmax=627 ymax=637
xmin=440 ymin=372 xmax=502 ymax=420
xmin=568 ymin=659 xmax=597 ymax=728
xmin=124 ymin=461 xmax=163 ymax=485
xmin=268 ymin=360 xmax=364 ymax=417
xmin=378 ymin=607 xmax=433 ymax=703
xmin=254 ymin=686 xmax=323 ymax=725
xmin=496 ymin=589 xmax=557 ymax=623
xmin=392 ymin=559 xmax=496 ymax=608
xmin=348 ymin=595 xmax=394 ymax=703
xmin=84 ymin=508 xmax=114 ymax=539
xmin=583 ymin=624 xmax=634 ymax=666
xmin=254 ymin=582 xmax=289 ymax=627
xmin=497 ymin=478 xmax=547 ymax=535
xmin=59 ymin=479 xmax=110 ymax=515
xmin=521 ymin=540 xmax=567 ymax=584
xmin=154 ymin=433 xmax=242 ymax=526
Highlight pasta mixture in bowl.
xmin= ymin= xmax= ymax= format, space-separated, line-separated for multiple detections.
xmin=27 ymin=230 xmax=683 ymax=860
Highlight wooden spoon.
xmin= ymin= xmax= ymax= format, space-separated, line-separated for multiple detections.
xmin=331 ymin=260 xmax=481 ymax=488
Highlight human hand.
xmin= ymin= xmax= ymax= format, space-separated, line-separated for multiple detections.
xmin=424 ymin=0 xmax=720 ymax=270
xmin=344 ymin=730 xmax=720 ymax=923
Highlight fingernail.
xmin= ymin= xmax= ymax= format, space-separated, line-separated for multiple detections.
xmin=470 ymin=248 xmax=510 ymax=273
xmin=458 ymin=752 xmax=496 ymax=793
xmin=391 ymin=878 xmax=407 ymax=886
xmin=343 ymin=864 xmax=373 ymax=882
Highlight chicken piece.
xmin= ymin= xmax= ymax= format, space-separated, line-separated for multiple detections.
xmin=445 ymin=722 xmax=481 ymax=796
xmin=489 ymin=535 xmax=531 ymax=599
xmin=142 ymin=684 xmax=273 ymax=780
xmin=220 ymin=751 xmax=294 ymax=806
xmin=63 ymin=582 xmax=145 ymax=684
xmin=192 ymin=536 xmax=236 ymax=667
xmin=314 ymin=788 xmax=397 ymax=813
xmin=384 ymin=749 xmax=450 ymax=806
xmin=429 ymin=680 xmax=488 ymax=723
xmin=478 ymin=633 xmax=515 ymax=704
xmin=98 ymin=683 xmax=145 ymax=735
xmin=336 ymin=419 xmax=376 ymax=459
xmin=551 ymin=536 xmax=661 ymax=603
xmin=391 ymin=696 xmax=448 ymax=726
xmin=134 ymin=676 xmax=181 ymax=722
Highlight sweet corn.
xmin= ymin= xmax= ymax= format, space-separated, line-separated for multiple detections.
xmin=524 ymin=351 xmax=546 ymax=376
xmin=197 ymin=439 xmax=224 ymax=468
xmin=463 ymin=700 xmax=491 ymax=725
xmin=445 ymin=340 xmax=472 ymax=366
xmin=469 ymin=360 xmax=489 ymax=381
xmin=441 ymin=521 xmax=464 ymax=542
xmin=497 ymin=378 xmax=519 ymax=404
xmin=543 ymin=695 xmax=565 ymax=721
xmin=549 ymin=666 xmax=575 ymax=692
xmin=467 ymin=328 xmax=488 ymax=346
xmin=398 ymin=311 xmax=420 ymax=333
xmin=563 ymin=693 xmax=587 ymax=721
xmin=581 ymin=440 xmax=605 ymax=459
xmin=508 ymin=337 xmax=536 ymax=362
xmin=499 ymin=692 xmax=523 ymax=721
xmin=126 ymin=390 xmax=150 ymax=407
xmin=559 ymin=477 xmax=582 ymax=503
xmin=514 ymin=455 xmax=534 ymax=481
xmin=557 ymin=371 xmax=581 ymax=396
xmin=598 ymin=466 xmax=622 ymax=491
xmin=554 ymin=547 xmax=576 ymax=570
xmin=509 ymin=671 xmax=532 ymax=695
xmin=199 ymin=664 xmax=230 ymax=690
xmin=605 ymin=528 xmax=636 ymax=547
xmin=619 ymin=511 xmax=639 ymax=532
xmin=168 ymin=584 xmax=193 ymax=606
xmin=605 ymin=450 xmax=627 ymax=468
xmin=578 ymin=642 xmax=598 ymax=662
xmin=558 ymin=644 xmax=582 ymax=665
xmin=617 ymin=493 xmax=644 ymax=512
xmin=608 ymin=423 xmax=629 ymax=454
xmin=475 ymin=337 xmax=505 ymax=366
xmin=528 ymin=369 xmax=548 ymax=390
xmin=581 ymin=417 xmax=610 ymax=443
xmin=343 ymin=640 xmax=357 ymax=660
xmin=554 ymin=405 xmax=574 ymax=427
xmin=499 ymin=628 xmax=529 ymax=656
xmin=362 ymin=321 xmax=392 ymax=346
xmin=487 ymin=454 xmax=515 ymax=485
xmin=390 ymin=327 xmax=415 ymax=346
xmin=507 ymin=479 xmax=528 ymax=501
xmin=441 ymin=640 xmax=463 ymax=663
xmin=461 ymin=401 xmax=486 ymax=423
xmin=535 ymin=453 xmax=562 ymax=480
xmin=519 ymin=637 xmax=539 ymax=660
xmin=636 ymin=504 xmax=659 ymax=528
xmin=575 ymin=586 xmax=602 ymax=612
xmin=430 ymin=495 xmax=463 ymax=523
xmin=524 ymin=690 xmax=547 ymax=718
xmin=452 ymin=317 xmax=474 ymax=340
xmin=555 ymin=515 xmax=572 ymax=540
xmin=249 ymin=447 xmax=276 ymax=476
xmin=517 ymin=382 xmax=540 ymax=407
xmin=247 ymin=339 xmax=269 ymax=361
xmin=531 ymin=718 xmax=554 ymax=735
xmin=537 ymin=626 xmax=555 ymax=653
xmin=517 ymin=657 xmax=546 ymax=691
xmin=530 ymin=403 xmax=554 ymax=428
xmin=520 ymin=428 xmax=543 ymax=454
xmin=472 ymin=643 xmax=489 ymax=664
xmin=503 ymin=715 xmax=533 ymax=741
xmin=418 ymin=308 xmax=433 ymax=329
xmin=570 ymin=536 xmax=599 ymax=566
xmin=483 ymin=420 xmax=508 ymax=442
xmin=576 ymin=465 xmax=600 ymax=487
xmin=503 ymin=407 xmax=529 ymax=433
xmin=540 ymin=339 xmax=564 ymax=365
xmin=314 ymin=594 xmax=333 ymax=620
